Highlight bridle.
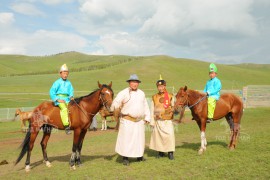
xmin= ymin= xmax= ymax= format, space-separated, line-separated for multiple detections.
xmin=73 ymin=86 xmax=113 ymax=119
xmin=99 ymin=87 xmax=113 ymax=111
xmin=178 ymin=93 xmax=207 ymax=109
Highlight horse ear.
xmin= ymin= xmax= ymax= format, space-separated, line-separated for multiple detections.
xmin=184 ymin=85 xmax=187 ymax=91
xmin=108 ymin=81 xmax=112 ymax=88
xmin=98 ymin=81 xmax=102 ymax=88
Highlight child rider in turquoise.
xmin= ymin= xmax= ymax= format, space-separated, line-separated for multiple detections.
xmin=203 ymin=63 xmax=222 ymax=123
xmin=50 ymin=64 xmax=74 ymax=134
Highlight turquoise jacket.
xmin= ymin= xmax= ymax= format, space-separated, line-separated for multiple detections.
xmin=203 ymin=77 xmax=222 ymax=100
xmin=50 ymin=78 xmax=74 ymax=105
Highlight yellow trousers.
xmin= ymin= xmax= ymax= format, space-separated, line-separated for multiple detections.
xmin=58 ymin=103 xmax=69 ymax=126
xmin=207 ymin=97 xmax=216 ymax=119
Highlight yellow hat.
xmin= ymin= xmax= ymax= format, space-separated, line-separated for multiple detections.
xmin=59 ymin=64 xmax=69 ymax=72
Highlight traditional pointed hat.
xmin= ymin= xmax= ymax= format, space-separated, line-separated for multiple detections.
xmin=156 ymin=74 xmax=166 ymax=86
xmin=59 ymin=64 xmax=69 ymax=72
xmin=209 ymin=63 xmax=217 ymax=73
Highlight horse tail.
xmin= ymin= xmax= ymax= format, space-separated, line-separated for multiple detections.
xmin=15 ymin=124 xmax=31 ymax=165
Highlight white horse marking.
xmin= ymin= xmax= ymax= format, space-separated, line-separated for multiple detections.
xmin=105 ymin=90 xmax=110 ymax=95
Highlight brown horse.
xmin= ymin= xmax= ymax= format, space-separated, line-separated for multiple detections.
xmin=15 ymin=82 xmax=114 ymax=172
xmin=174 ymin=86 xmax=243 ymax=155
xmin=99 ymin=106 xmax=115 ymax=130
xmin=15 ymin=109 xmax=33 ymax=131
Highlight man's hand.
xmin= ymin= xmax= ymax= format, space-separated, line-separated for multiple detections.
xmin=70 ymin=97 xmax=74 ymax=101
xmin=144 ymin=120 xmax=150 ymax=124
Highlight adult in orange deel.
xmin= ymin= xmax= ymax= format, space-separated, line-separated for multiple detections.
xmin=149 ymin=75 xmax=175 ymax=160
xmin=50 ymin=64 xmax=74 ymax=134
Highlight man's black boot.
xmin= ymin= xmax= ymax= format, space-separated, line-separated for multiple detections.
xmin=168 ymin=152 xmax=174 ymax=160
xmin=156 ymin=152 xmax=165 ymax=158
xmin=123 ymin=157 xmax=129 ymax=166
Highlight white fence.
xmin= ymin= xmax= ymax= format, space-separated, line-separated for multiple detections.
xmin=1 ymin=85 xmax=269 ymax=122
xmin=0 ymin=107 xmax=34 ymax=122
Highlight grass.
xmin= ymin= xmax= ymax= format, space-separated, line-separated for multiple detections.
xmin=0 ymin=52 xmax=269 ymax=108
xmin=0 ymin=107 xmax=269 ymax=179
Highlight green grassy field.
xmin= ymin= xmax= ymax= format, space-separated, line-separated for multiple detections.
xmin=0 ymin=52 xmax=269 ymax=108
xmin=0 ymin=107 xmax=269 ymax=179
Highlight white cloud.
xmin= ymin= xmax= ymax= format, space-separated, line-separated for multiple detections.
xmin=42 ymin=0 xmax=74 ymax=5
xmin=0 ymin=0 xmax=269 ymax=63
xmin=0 ymin=13 xmax=15 ymax=25
xmin=25 ymin=30 xmax=89 ymax=55
xmin=10 ymin=3 xmax=45 ymax=16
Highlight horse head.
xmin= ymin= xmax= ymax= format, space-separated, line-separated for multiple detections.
xmin=98 ymin=81 xmax=114 ymax=111
xmin=174 ymin=86 xmax=188 ymax=122
xmin=15 ymin=109 xmax=21 ymax=117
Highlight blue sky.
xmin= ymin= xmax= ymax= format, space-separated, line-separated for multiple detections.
xmin=0 ymin=0 xmax=269 ymax=64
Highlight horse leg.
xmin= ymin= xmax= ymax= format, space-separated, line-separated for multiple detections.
xmin=104 ymin=118 xmax=107 ymax=130
xmin=196 ymin=120 xmax=207 ymax=155
xmin=70 ymin=129 xmax=81 ymax=170
xmin=231 ymin=122 xmax=240 ymax=150
xmin=40 ymin=125 xmax=52 ymax=168
xmin=25 ymin=128 xmax=40 ymax=172
xmin=75 ymin=129 xmax=87 ymax=166
xmin=229 ymin=111 xmax=242 ymax=150
xmin=101 ymin=117 xmax=105 ymax=130
xmin=225 ymin=115 xmax=234 ymax=148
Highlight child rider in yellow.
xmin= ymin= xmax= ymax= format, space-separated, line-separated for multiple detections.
xmin=203 ymin=63 xmax=222 ymax=123
xmin=50 ymin=64 xmax=74 ymax=134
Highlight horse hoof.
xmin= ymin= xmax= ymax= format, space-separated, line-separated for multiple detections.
xmin=44 ymin=161 xmax=52 ymax=167
xmin=70 ymin=165 xmax=76 ymax=170
xmin=25 ymin=165 xmax=31 ymax=172
xmin=198 ymin=149 xmax=204 ymax=155
xmin=229 ymin=146 xmax=235 ymax=151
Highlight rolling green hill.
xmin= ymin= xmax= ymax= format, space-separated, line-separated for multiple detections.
xmin=0 ymin=52 xmax=269 ymax=108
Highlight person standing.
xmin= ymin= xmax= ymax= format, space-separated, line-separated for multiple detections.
xmin=50 ymin=64 xmax=74 ymax=134
xmin=111 ymin=74 xmax=151 ymax=166
xmin=149 ymin=75 xmax=175 ymax=160
xmin=203 ymin=63 xmax=222 ymax=123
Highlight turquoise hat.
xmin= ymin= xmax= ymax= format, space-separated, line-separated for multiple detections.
xmin=209 ymin=63 xmax=217 ymax=73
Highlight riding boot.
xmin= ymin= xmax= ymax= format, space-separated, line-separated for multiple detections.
xmin=156 ymin=152 xmax=165 ymax=158
xmin=137 ymin=156 xmax=146 ymax=162
xmin=123 ymin=157 xmax=129 ymax=166
xmin=207 ymin=118 xmax=213 ymax=123
xmin=64 ymin=125 xmax=71 ymax=135
xmin=168 ymin=152 xmax=174 ymax=160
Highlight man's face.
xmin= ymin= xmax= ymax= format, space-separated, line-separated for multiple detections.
xmin=60 ymin=71 xmax=69 ymax=80
xmin=209 ymin=72 xmax=217 ymax=79
xmin=129 ymin=81 xmax=139 ymax=90
xmin=157 ymin=85 xmax=166 ymax=93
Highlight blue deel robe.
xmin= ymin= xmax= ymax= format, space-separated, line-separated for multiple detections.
xmin=50 ymin=78 xmax=74 ymax=105
xmin=203 ymin=77 xmax=222 ymax=100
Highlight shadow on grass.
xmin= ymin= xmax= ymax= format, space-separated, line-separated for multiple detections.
xmin=177 ymin=141 xmax=228 ymax=151
xmin=21 ymin=153 xmax=120 ymax=170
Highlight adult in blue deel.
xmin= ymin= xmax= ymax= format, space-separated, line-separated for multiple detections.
xmin=50 ymin=64 xmax=74 ymax=134
xmin=203 ymin=63 xmax=222 ymax=123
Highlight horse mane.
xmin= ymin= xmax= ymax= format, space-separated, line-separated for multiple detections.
xmin=187 ymin=89 xmax=204 ymax=98
xmin=70 ymin=84 xmax=113 ymax=105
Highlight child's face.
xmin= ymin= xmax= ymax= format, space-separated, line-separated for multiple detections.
xmin=209 ymin=72 xmax=217 ymax=79
xmin=60 ymin=71 xmax=69 ymax=80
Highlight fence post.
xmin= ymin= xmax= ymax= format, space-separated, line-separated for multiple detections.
xmin=243 ymin=86 xmax=248 ymax=108
xmin=7 ymin=108 xmax=9 ymax=120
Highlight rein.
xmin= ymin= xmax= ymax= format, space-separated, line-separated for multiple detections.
xmin=180 ymin=94 xmax=207 ymax=109
xmin=72 ymin=88 xmax=111 ymax=120
xmin=188 ymin=95 xmax=207 ymax=109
